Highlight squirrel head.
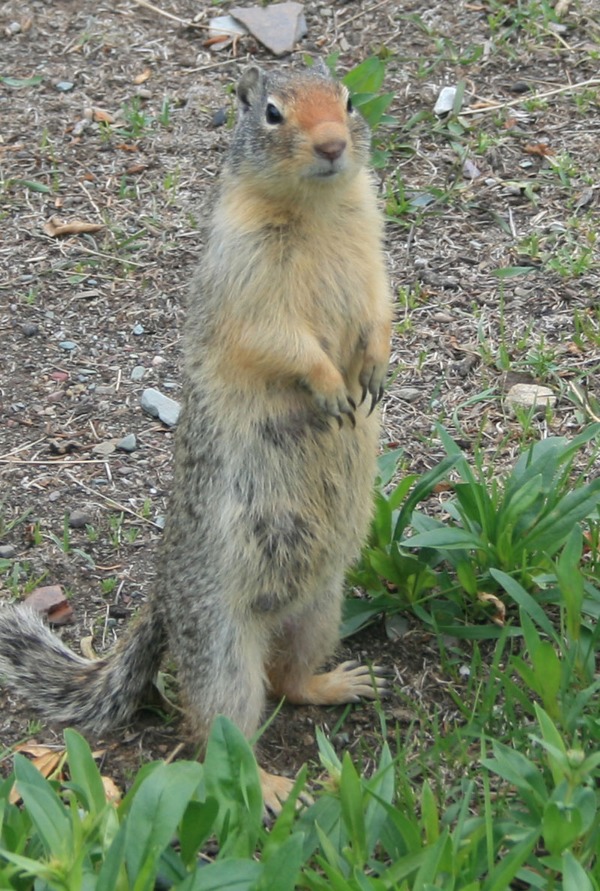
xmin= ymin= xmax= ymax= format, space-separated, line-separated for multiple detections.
xmin=226 ymin=64 xmax=371 ymax=192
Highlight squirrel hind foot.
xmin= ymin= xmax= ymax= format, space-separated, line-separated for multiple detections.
xmin=258 ymin=767 xmax=312 ymax=815
xmin=275 ymin=660 xmax=389 ymax=706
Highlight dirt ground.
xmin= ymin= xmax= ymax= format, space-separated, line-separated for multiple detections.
xmin=0 ymin=0 xmax=599 ymax=789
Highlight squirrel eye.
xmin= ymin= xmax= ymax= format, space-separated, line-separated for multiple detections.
xmin=265 ymin=102 xmax=284 ymax=124
xmin=346 ymin=95 xmax=353 ymax=113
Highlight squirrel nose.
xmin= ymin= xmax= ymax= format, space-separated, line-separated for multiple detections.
xmin=314 ymin=139 xmax=347 ymax=162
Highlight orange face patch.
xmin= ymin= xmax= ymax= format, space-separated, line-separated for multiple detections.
xmin=290 ymin=86 xmax=346 ymax=134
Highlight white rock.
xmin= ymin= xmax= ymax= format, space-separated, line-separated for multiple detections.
xmin=434 ymin=86 xmax=458 ymax=115
xmin=506 ymin=383 xmax=556 ymax=416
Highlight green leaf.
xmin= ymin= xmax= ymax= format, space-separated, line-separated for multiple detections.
xmin=343 ymin=57 xmax=386 ymax=94
xmin=482 ymin=829 xmax=539 ymax=891
xmin=499 ymin=473 xmax=544 ymax=529
xmin=533 ymin=703 xmax=568 ymax=785
xmin=401 ymin=527 xmax=484 ymax=551
xmin=492 ymin=266 xmax=538 ymax=278
xmin=482 ymin=741 xmax=547 ymax=806
xmin=257 ymin=833 xmax=305 ymax=891
xmin=178 ymin=797 xmax=219 ymax=867
xmin=339 ymin=753 xmax=367 ymax=863
xmin=542 ymin=801 xmax=583 ymax=855
xmin=64 ymin=729 xmax=107 ymax=815
xmin=96 ymin=823 xmax=128 ymax=891
xmin=372 ymin=491 xmax=393 ymax=548
xmin=524 ymin=480 xmax=600 ymax=555
xmin=13 ymin=753 xmax=72 ymax=857
xmin=0 ymin=75 xmax=43 ymax=88
xmin=204 ymin=715 xmax=263 ymax=857
xmin=561 ymin=851 xmax=595 ymax=891
xmin=125 ymin=761 xmax=203 ymax=882
xmin=11 ymin=179 xmax=51 ymax=193
xmin=491 ymin=570 xmax=557 ymax=640
xmin=176 ymin=858 xmax=261 ymax=890
xmin=376 ymin=447 xmax=405 ymax=487
xmin=420 ymin=781 xmax=439 ymax=844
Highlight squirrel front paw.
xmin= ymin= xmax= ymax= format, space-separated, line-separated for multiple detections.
xmin=312 ymin=386 xmax=356 ymax=428
xmin=302 ymin=366 xmax=356 ymax=428
xmin=359 ymin=357 xmax=387 ymax=415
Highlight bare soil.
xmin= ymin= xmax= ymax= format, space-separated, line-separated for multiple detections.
xmin=1 ymin=0 xmax=598 ymax=789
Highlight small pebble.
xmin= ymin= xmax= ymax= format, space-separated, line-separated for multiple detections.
xmin=56 ymin=81 xmax=75 ymax=92
xmin=131 ymin=365 xmax=146 ymax=382
xmin=211 ymin=107 xmax=228 ymax=128
xmin=132 ymin=323 xmax=145 ymax=336
xmin=59 ymin=340 xmax=77 ymax=351
xmin=396 ymin=387 xmax=421 ymax=403
xmin=0 ymin=545 xmax=16 ymax=559
xmin=117 ymin=433 xmax=137 ymax=453
xmin=22 ymin=323 xmax=39 ymax=337
xmin=69 ymin=508 xmax=93 ymax=528
xmin=92 ymin=440 xmax=118 ymax=458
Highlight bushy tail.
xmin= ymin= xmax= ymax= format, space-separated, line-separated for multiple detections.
xmin=0 ymin=604 xmax=166 ymax=733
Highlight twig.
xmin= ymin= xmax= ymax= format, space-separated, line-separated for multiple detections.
xmin=64 ymin=471 xmax=163 ymax=529
xmin=0 ymin=438 xmax=46 ymax=461
xmin=128 ymin=0 xmax=207 ymax=29
xmin=461 ymin=76 xmax=600 ymax=116
xmin=0 ymin=458 xmax=111 ymax=465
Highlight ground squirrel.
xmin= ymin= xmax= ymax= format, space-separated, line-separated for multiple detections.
xmin=0 ymin=64 xmax=392 ymax=809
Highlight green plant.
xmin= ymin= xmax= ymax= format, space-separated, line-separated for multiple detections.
xmin=46 ymin=516 xmax=94 ymax=567
xmin=349 ymin=424 xmax=600 ymax=633
xmin=406 ymin=425 xmax=600 ymax=597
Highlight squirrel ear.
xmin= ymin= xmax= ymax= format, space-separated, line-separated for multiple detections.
xmin=237 ymin=65 xmax=266 ymax=110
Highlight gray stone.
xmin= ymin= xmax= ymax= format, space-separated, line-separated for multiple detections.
xmin=92 ymin=440 xmax=118 ymax=458
xmin=59 ymin=340 xmax=77 ymax=351
xmin=396 ymin=387 xmax=421 ymax=403
xmin=117 ymin=434 xmax=137 ymax=453
xmin=22 ymin=323 xmax=39 ymax=337
xmin=131 ymin=365 xmax=146 ymax=382
xmin=56 ymin=81 xmax=74 ymax=92
xmin=231 ymin=2 xmax=307 ymax=56
xmin=69 ymin=508 xmax=92 ymax=528
xmin=132 ymin=323 xmax=145 ymax=336
xmin=141 ymin=388 xmax=181 ymax=427
xmin=0 ymin=545 xmax=16 ymax=559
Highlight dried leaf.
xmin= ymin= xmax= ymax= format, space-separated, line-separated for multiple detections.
xmin=477 ymin=591 xmax=506 ymax=626
xmin=523 ymin=142 xmax=554 ymax=157
xmin=80 ymin=636 xmax=99 ymax=660
xmin=133 ymin=68 xmax=152 ymax=85
xmin=9 ymin=746 xmax=66 ymax=803
xmin=92 ymin=108 xmax=113 ymax=123
xmin=102 ymin=775 xmax=122 ymax=804
xmin=43 ymin=216 xmax=104 ymax=237
xmin=125 ymin=163 xmax=148 ymax=175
